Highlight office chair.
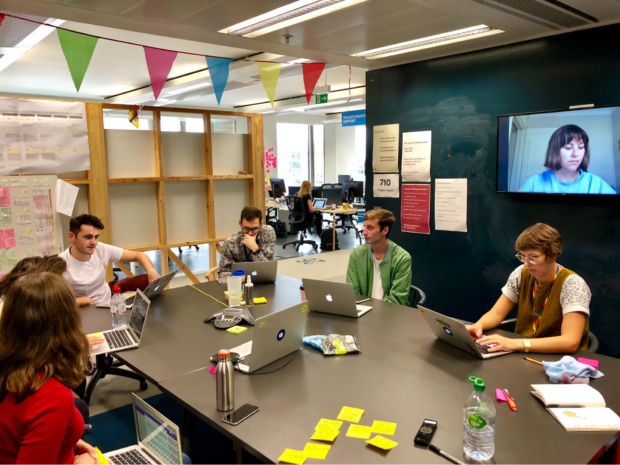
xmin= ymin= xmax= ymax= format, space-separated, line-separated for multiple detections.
xmin=84 ymin=354 xmax=148 ymax=405
xmin=497 ymin=319 xmax=599 ymax=353
xmin=283 ymin=195 xmax=318 ymax=251
xmin=408 ymin=285 xmax=427 ymax=307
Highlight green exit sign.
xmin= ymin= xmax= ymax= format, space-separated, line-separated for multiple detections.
xmin=315 ymin=94 xmax=328 ymax=104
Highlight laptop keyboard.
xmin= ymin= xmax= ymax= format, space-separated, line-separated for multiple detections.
xmin=109 ymin=449 xmax=153 ymax=465
xmin=476 ymin=343 xmax=493 ymax=354
xmin=104 ymin=329 xmax=134 ymax=350
xmin=239 ymin=355 xmax=251 ymax=366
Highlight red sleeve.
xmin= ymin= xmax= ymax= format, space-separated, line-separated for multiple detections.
xmin=16 ymin=387 xmax=75 ymax=464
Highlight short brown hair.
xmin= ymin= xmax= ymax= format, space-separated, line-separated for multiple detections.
xmin=544 ymin=125 xmax=590 ymax=171
xmin=0 ymin=255 xmax=67 ymax=297
xmin=364 ymin=209 xmax=396 ymax=237
xmin=240 ymin=206 xmax=262 ymax=223
xmin=70 ymin=214 xmax=105 ymax=236
xmin=0 ymin=273 xmax=91 ymax=403
xmin=515 ymin=223 xmax=563 ymax=259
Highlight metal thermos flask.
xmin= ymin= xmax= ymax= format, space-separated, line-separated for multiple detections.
xmin=216 ymin=349 xmax=234 ymax=411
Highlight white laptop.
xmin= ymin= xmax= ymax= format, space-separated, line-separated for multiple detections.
xmin=89 ymin=289 xmax=151 ymax=356
xmin=104 ymin=393 xmax=183 ymax=465
xmin=231 ymin=261 xmax=277 ymax=284
xmin=418 ymin=305 xmax=511 ymax=359
xmin=302 ymin=279 xmax=372 ymax=318
xmin=230 ymin=302 xmax=309 ymax=373
xmin=313 ymin=198 xmax=327 ymax=208
xmin=97 ymin=270 xmax=179 ymax=308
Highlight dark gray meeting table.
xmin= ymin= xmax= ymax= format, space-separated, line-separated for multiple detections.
xmin=81 ymin=276 xmax=620 ymax=464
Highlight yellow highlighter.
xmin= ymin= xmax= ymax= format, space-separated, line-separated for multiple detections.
xmin=96 ymin=447 xmax=110 ymax=465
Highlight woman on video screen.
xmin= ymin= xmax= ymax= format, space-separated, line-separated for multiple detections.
xmin=519 ymin=124 xmax=617 ymax=194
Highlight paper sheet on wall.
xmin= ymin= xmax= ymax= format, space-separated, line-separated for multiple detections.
xmin=373 ymin=174 xmax=400 ymax=198
xmin=402 ymin=131 xmax=432 ymax=182
xmin=435 ymin=179 xmax=468 ymax=232
xmin=372 ymin=124 xmax=399 ymax=173
xmin=401 ymin=184 xmax=430 ymax=234
xmin=56 ymin=179 xmax=79 ymax=216
xmin=0 ymin=97 xmax=90 ymax=175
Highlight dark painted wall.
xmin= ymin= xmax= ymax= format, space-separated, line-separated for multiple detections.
xmin=366 ymin=23 xmax=620 ymax=358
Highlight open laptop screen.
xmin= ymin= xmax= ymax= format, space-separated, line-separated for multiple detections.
xmin=135 ymin=398 xmax=181 ymax=464
xmin=313 ymin=199 xmax=326 ymax=208
xmin=129 ymin=291 xmax=149 ymax=341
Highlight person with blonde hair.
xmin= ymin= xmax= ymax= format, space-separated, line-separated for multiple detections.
xmin=467 ymin=223 xmax=591 ymax=353
xmin=346 ymin=208 xmax=412 ymax=306
xmin=296 ymin=180 xmax=323 ymax=235
xmin=0 ymin=273 xmax=99 ymax=464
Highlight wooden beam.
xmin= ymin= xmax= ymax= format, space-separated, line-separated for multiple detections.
xmin=204 ymin=113 xmax=217 ymax=270
xmin=167 ymin=249 xmax=200 ymax=285
xmin=153 ymin=110 xmax=169 ymax=277
xmin=123 ymin=238 xmax=226 ymax=252
xmin=108 ymin=176 xmax=212 ymax=183
xmin=63 ymin=179 xmax=90 ymax=185
xmin=209 ymin=174 xmax=253 ymax=180
xmin=114 ymin=261 xmax=135 ymax=278
xmin=249 ymin=113 xmax=265 ymax=218
xmin=216 ymin=243 xmax=223 ymax=253
xmin=108 ymin=177 xmax=161 ymax=183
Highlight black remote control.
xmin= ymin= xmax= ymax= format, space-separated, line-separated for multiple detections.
xmin=414 ymin=419 xmax=438 ymax=446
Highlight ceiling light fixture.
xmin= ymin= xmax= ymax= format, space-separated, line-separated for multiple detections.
xmin=281 ymin=58 xmax=311 ymax=68
xmin=353 ymin=25 xmax=503 ymax=59
xmin=165 ymin=82 xmax=212 ymax=96
xmin=219 ymin=0 xmax=368 ymax=38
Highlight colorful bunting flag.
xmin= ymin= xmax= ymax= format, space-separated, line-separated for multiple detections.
xmin=57 ymin=29 xmax=99 ymax=92
xmin=128 ymin=105 xmax=143 ymax=129
xmin=258 ymin=62 xmax=282 ymax=107
xmin=0 ymin=13 xmax=6 ymax=28
xmin=143 ymin=47 xmax=178 ymax=101
xmin=206 ymin=57 xmax=233 ymax=105
xmin=302 ymin=63 xmax=326 ymax=104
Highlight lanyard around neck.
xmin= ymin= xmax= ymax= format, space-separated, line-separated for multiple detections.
xmin=531 ymin=265 xmax=560 ymax=337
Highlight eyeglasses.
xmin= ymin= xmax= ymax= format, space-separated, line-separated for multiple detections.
xmin=515 ymin=252 xmax=543 ymax=264
xmin=241 ymin=227 xmax=260 ymax=234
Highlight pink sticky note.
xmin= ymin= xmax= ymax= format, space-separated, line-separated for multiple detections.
xmin=496 ymin=389 xmax=507 ymax=402
xmin=208 ymin=365 xmax=216 ymax=374
xmin=578 ymin=357 xmax=599 ymax=370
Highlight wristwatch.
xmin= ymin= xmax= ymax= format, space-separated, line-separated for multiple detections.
xmin=523 ymin=339 xmax=531 ymax=353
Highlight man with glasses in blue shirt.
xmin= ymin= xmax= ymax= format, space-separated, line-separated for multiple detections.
xmin=218 ymin=206 xmax=276 ymax=284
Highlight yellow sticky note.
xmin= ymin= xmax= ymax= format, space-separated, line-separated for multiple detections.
xmin=226 ymin=326 xmax=247 ymax=334
xmin=303 ymin=443 xmax=330 ymax=460
xmin=315 ymin=418 xmax=342 ymax=431
xmin=88 ymin=332 xmax=103 ymax=338
xmin=310 ymin=429 xmax=340 ymax=442
xmin=278 ymin=449 xmax=306 ymax=464
xmin=337 ymin=406 xmax=364 ymax=423
xmin=346 ymin=424 xmax=373 ymax=439
xmin=254 ymin=297 xmax=267 ymax=304
xmin=366 ymin=435 xmax=399 ymax=450
xmin=96 ymin=447 xmax=110 ymax=465
xmin=371 ymin=420 xmax=397 ymax=435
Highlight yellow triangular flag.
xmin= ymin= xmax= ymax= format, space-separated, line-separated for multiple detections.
xmin=258 ymin=62 xmax=282 ymax=107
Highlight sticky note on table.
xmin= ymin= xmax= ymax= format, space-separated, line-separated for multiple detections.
xmin=346 ymin=424 xmax=373 ymax=439
xmin=226 ymin=326 xmax=248 ymax=334
xmin=315 ymin=418 xmax=342 ymax=431
xmin=303 ymin=443 xmax=330 ymax=460
xmin=310 ymin=429 xmax=340 ymax=442
xmin=278 ymin=449 xmax=307 ymax=464
xmin=337 ymin=406 xmax=364 ymax=423
xmin=254 ymin=297 xmax=267 ymax=304
xmin=578 ymin=357 xmax=599 ymax=369
xmin=366 ymin=435 xmax=399 ymax=450
xmin=496 ymin=389 xmax=507 ymax=402
xmin=371 ymin=420 xmax=397 ymax=435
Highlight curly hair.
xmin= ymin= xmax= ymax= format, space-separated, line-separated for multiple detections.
xmin=0 ymin=273 xmax=91 ymax=403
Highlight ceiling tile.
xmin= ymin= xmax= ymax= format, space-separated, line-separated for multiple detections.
xmin=123 ymin=0 xmax=222 ymax=24
xmin=64 ymin=0 xmax=146 ymax=15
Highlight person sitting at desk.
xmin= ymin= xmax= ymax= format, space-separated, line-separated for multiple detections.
xmin=296 ymin=181 xmax=323 ymax=235
xmin=218 ymin=206 xmax=276 ymax=284
xmin=0 ymin=272 xmax=99 ymax=464
xmin=59 ymin=214 xmax=160 ymax=306
xmin=346 ymin=209 xmax=412 ymax=306
xmin=466 ymin=223 xmax=591 ymax=353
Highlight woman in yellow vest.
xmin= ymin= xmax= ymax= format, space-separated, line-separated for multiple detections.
xmin=467 ymin=223 xmax=591 ymax=353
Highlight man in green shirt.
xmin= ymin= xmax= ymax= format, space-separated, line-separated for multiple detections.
xmin=346 ymin=209 xmax=412 ymax=306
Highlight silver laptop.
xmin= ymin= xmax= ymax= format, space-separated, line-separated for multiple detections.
xmin=97 ymin=269 xmax=179 ymax=308
xmin=104 ymin=393 xmax=183 ymax=465
xmin=90 ymin=290 xmax=151 ymax=356
xmin=230 ymin=302 xmax=309 ymax=373
xmin=313 ymin=198 xmax=327 ymax=208
xmin=418 ymin=305 xmax=511 ymax=359
xmin=302 ymin=279 xmax=372 ymax=318
xmin=232 ymin=261 xmax=277 ymax=284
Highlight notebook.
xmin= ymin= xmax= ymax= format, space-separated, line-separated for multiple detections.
xmin=530 ymin=384 xmax=606 ymax=408
xmin=548 ymin=408 xmax=620 ymax=431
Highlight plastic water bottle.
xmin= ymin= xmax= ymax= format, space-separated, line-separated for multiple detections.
xmin=463 ymin=374 xmax=496 ymax=461
xmin=245 ymin=275 xmax=254 ymax=307
xmin=110 ymin=286 xmax=127 ymax=328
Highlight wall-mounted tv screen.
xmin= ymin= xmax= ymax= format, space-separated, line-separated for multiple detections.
xmin=497 ymin=107 xmax=620 ymax=195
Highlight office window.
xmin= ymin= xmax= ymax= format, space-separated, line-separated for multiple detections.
xmin=277 ymin=123 xmax=310 ymax=188
xmin=103 ymin=112 xmax=152 ymax=131
xmin=354 ymin=125 xmax=366 ymax=181
xmin=313 ymin=125 xmax=324 ymax=185
xmin=161 ymin=116 xmax=181 ymax=132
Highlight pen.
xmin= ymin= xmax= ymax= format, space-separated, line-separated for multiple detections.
xmin=429 ymin=444 xmax=465 ymax=465
xmin=504 ymin=389 xmax=517 ymax=411
xmin=523 ymin=357 xmax=543 ymax=366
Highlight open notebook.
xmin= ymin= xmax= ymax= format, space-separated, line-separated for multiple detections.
xmin=531 ymin=384 xmax=620 ymax=432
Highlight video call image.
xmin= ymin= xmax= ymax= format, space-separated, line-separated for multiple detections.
xmin=129 ymin=294 xmax=148 ymax=338
xmin=497 ymin=108 xmax=620 ymax=194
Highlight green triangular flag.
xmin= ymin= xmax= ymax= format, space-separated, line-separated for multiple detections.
xmin=57 ymin=29 xmax=98 ymax=92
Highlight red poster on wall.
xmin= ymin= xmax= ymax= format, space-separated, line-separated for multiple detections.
xmin=401 ymin=184 xmax=430 ymax=234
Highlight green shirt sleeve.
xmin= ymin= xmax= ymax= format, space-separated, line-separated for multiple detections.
xmin=384 ymin=251 xmax=412 ymax=306
xmin=346 ymin=252 xmax=362 ymax=295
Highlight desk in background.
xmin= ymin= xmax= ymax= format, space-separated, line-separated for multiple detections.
xmin=320 ymin=206 xmax=362 ymax=250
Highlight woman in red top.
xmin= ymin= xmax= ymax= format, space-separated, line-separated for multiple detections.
xmin=0 ymin=272 xmax=99 ymax=464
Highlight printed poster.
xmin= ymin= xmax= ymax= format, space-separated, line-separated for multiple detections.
xmin=435 ymin=179 xmax=467 ymax=232
xmin=372 ymin=124 xmax=399 ymax=173
xmin=402 ymin=131 xmax=431 ymax=182
xmin=401 ymin=184 xmax=430 ymax=234
xmin=373 ymin=174 xmax=399 ymax=198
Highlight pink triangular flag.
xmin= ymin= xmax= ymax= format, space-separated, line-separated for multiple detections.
xmin=143 ymin=47 xmax=178 ymax=101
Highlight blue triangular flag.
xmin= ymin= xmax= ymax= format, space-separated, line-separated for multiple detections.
xmin=206 ymin=57 xmax=233 ymax=105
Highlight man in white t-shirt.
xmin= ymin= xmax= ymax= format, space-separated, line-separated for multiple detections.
xmin=59 ymin=214 xmax=160 ymax=306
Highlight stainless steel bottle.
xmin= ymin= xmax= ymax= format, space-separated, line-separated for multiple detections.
xmin=216 ymin=349 xmax=234 ymax=411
